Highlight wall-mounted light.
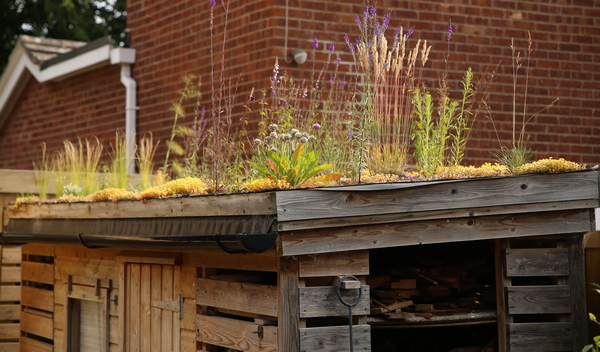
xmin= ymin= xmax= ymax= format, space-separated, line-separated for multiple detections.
xmin=291 ymin=49 xmax=307 ymax=65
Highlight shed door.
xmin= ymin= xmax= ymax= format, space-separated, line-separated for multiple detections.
xmin=125 ymin=263 xmax=181 ymax=352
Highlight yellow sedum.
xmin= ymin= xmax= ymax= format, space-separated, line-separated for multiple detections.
xmin=242 ymin=178 xmax=291 ymax=192
xmin=138 ymin=177 xmax=209 ymax=199
xmin=515 ymin=157 xmax=586 ymax=175
xmin=88 ymin=188 xmax=139 ymax=202
xmin=436 ymin=163 xmax=510 ymax=179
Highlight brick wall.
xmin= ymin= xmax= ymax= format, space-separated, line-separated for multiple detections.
xmin=0 ymin=65 xmax=125 ymax=169
xmin=1 ymin=0 xmax=598 ymax=170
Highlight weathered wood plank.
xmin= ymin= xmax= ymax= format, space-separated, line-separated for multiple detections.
xmin=505 ymin=248 xmax=569 ymax=277
xmin=140 ymin=264 xmax=151 ymax=352
xmin=21 ymin=261 xmax=53 ymax=284
xmin=55 ymin=257 xmax=120 ymax=286
xmin=0 ymin=342 xmax=19 ymax=352
xmin=8 ymin=191 xmax=276 ymax=219
xmin=298 ymin=250 xmax=369 ymax=277
xmin=128 ymin=263 xmax=141 ymax=352
xmin=0 ymin=323 xmax=19 ymax=339
xmin=21 ymin=244 xmax=55 ymax=257
xmin=1 ymin=246 xmax=21 ymax=264
xmin=21 ymin=286 xmax=53 ymax=312
xmin=182 ymin=251 xmax=277 ymax=272
xmin=300 ymin=325 xmax=371 ymax=351
xmin=275 ymin=171 xmax=599 ymax=223
xmin=507 ymin=322 xmax=572 ymax=351
xmin=161 ymin=265 xmax=174 ymax=352
xmin=149 ymin=264 xmax=162 ymax=351
xmin=299 ymin=286 xmax=370 ymax=318
xmin=197 ymin=278 xmax=278 ymax=318
xmin=0 ymin=286 xmax=20 ymax=302
xmin=507 ymin=286 xmax=571 ymax=314
xmin=116 ymin=250 xmax=182 ymax=265
xmin=19 ymin=336 xmax=53 ymax=352
xmin=196 ymin=314 xmax=278 ymax=352
xmin=278 ymin=256 xmax=299 ymax=352
xmin=0 ymin=305 xmax=19 ymax=320
xmin=180 ymin=328 xmax=197 ymax=352
xmin=568 ymin=233 xmax=588 ymax=351
xmin=280 ymin=210 xmax=592 ymax=256
xmin=0 ymin=169 xmax=39 ymax=194
xmin=278 ymin=199 xmax=600 ymax=232
xmin=0 ymin=267 xmax=20 ymax=283
xmin=21 ymin=311 xmax=53 ymax=339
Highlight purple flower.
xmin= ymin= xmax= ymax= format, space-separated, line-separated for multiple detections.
xmin=336 ymin=57 xmax=341 ymax=64
xmin=312 ymin=123 xmax=321 ymax=130
xmin=343 ymin=33 xmax=350 ymax=44
xmin=313 ymin=38 xmax=319 ymax=49
xmin=329 ymin=74 xmax=334 ymax=85
xmin=209 ymin=0 xmax=216 ymax=7
xmin=340 ymin=80 xmax=347 ymax=89
xmin=382 ymin=13 xmax=391 ymax=28
xmin=446 ymin=21 xmax=453 ymax=40
xmin=328 ymin=43 xmax=335 ymax=53
xmin=406 ymin=27 xmax=414 ymax=38
xmin=355 ymin=15 xmax=361 ymax=28
xmin=200 ymin=107 xmax=206 ymax=117
xmin=369 ymin=5 xmax=377 ymax=16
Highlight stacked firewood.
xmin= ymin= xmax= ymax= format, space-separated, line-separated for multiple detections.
xmin=369 ymin=259 xmax=495 ymax=319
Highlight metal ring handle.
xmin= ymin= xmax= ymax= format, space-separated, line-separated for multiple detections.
xmin=335 ymin=275 xmax=363 ymax=307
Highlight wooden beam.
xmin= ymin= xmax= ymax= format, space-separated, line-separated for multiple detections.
xmin=568 ymin=233 xmax=588 ymax=351
xmin=8 ymin=191 xmax=276 ymax=219
xmin=298 ymin=250 xmax=369 ymax=278
xmin=280 ymin=209 xmax=593 ymax=256
xmin=278 ymin=199 xmax=600 ymax=232
xmin=278 ymin=256 xmax=299 ymax=352
xmin=116 ymin=250 xmax=182 ymax=265
xmin=275 ymin=171 xmax=599 ymax=223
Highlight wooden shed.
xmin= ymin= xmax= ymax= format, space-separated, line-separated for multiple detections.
xmin=1 ymin=169 xmax=598 ymax=352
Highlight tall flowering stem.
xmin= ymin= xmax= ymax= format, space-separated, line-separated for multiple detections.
xmin=345 ymin=2 xmax=430 ymax=177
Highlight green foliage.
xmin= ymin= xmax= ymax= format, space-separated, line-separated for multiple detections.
xmin=248 ymin=143 xmax=334 ymax=188
xmin=33 ymin=143 xmax=50 ymax=199
xmin=411 ymin=68 xmax=476 ymax=177
xmin=109 ymin=131 xmax=129 ymax=189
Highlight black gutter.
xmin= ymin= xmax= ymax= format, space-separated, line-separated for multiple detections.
xmin=0 ymin=215 xmax=277 ymax=254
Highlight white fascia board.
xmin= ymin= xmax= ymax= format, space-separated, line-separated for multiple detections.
xmin=34 ymin=45 xmax=112 ymax=82
xmin=111 ymin=47 xmax=136 ymax=65
xmin=0 ymin=42 xmax=136 ymax=128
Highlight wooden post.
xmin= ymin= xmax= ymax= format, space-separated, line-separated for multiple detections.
xmin=569 ymin=233 xmax=588 ymax=351
xmin=278 ymin=256 xmax=299 ymax=352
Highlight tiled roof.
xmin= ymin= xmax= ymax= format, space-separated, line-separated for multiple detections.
xmin=18 ymin=35 xmax=87 ymax=65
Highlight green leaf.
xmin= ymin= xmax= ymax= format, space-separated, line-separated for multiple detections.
xmin=291 ymin=144 xmax=305 ymax=165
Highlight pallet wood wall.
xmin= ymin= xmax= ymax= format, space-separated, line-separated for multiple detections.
xmin=496 ymin=235 xmax=587 ymax=352
xmin=0 ymin=245 xmax=20 ymax=352
xmin=20 ymin=245 xmax=54 ymax=352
